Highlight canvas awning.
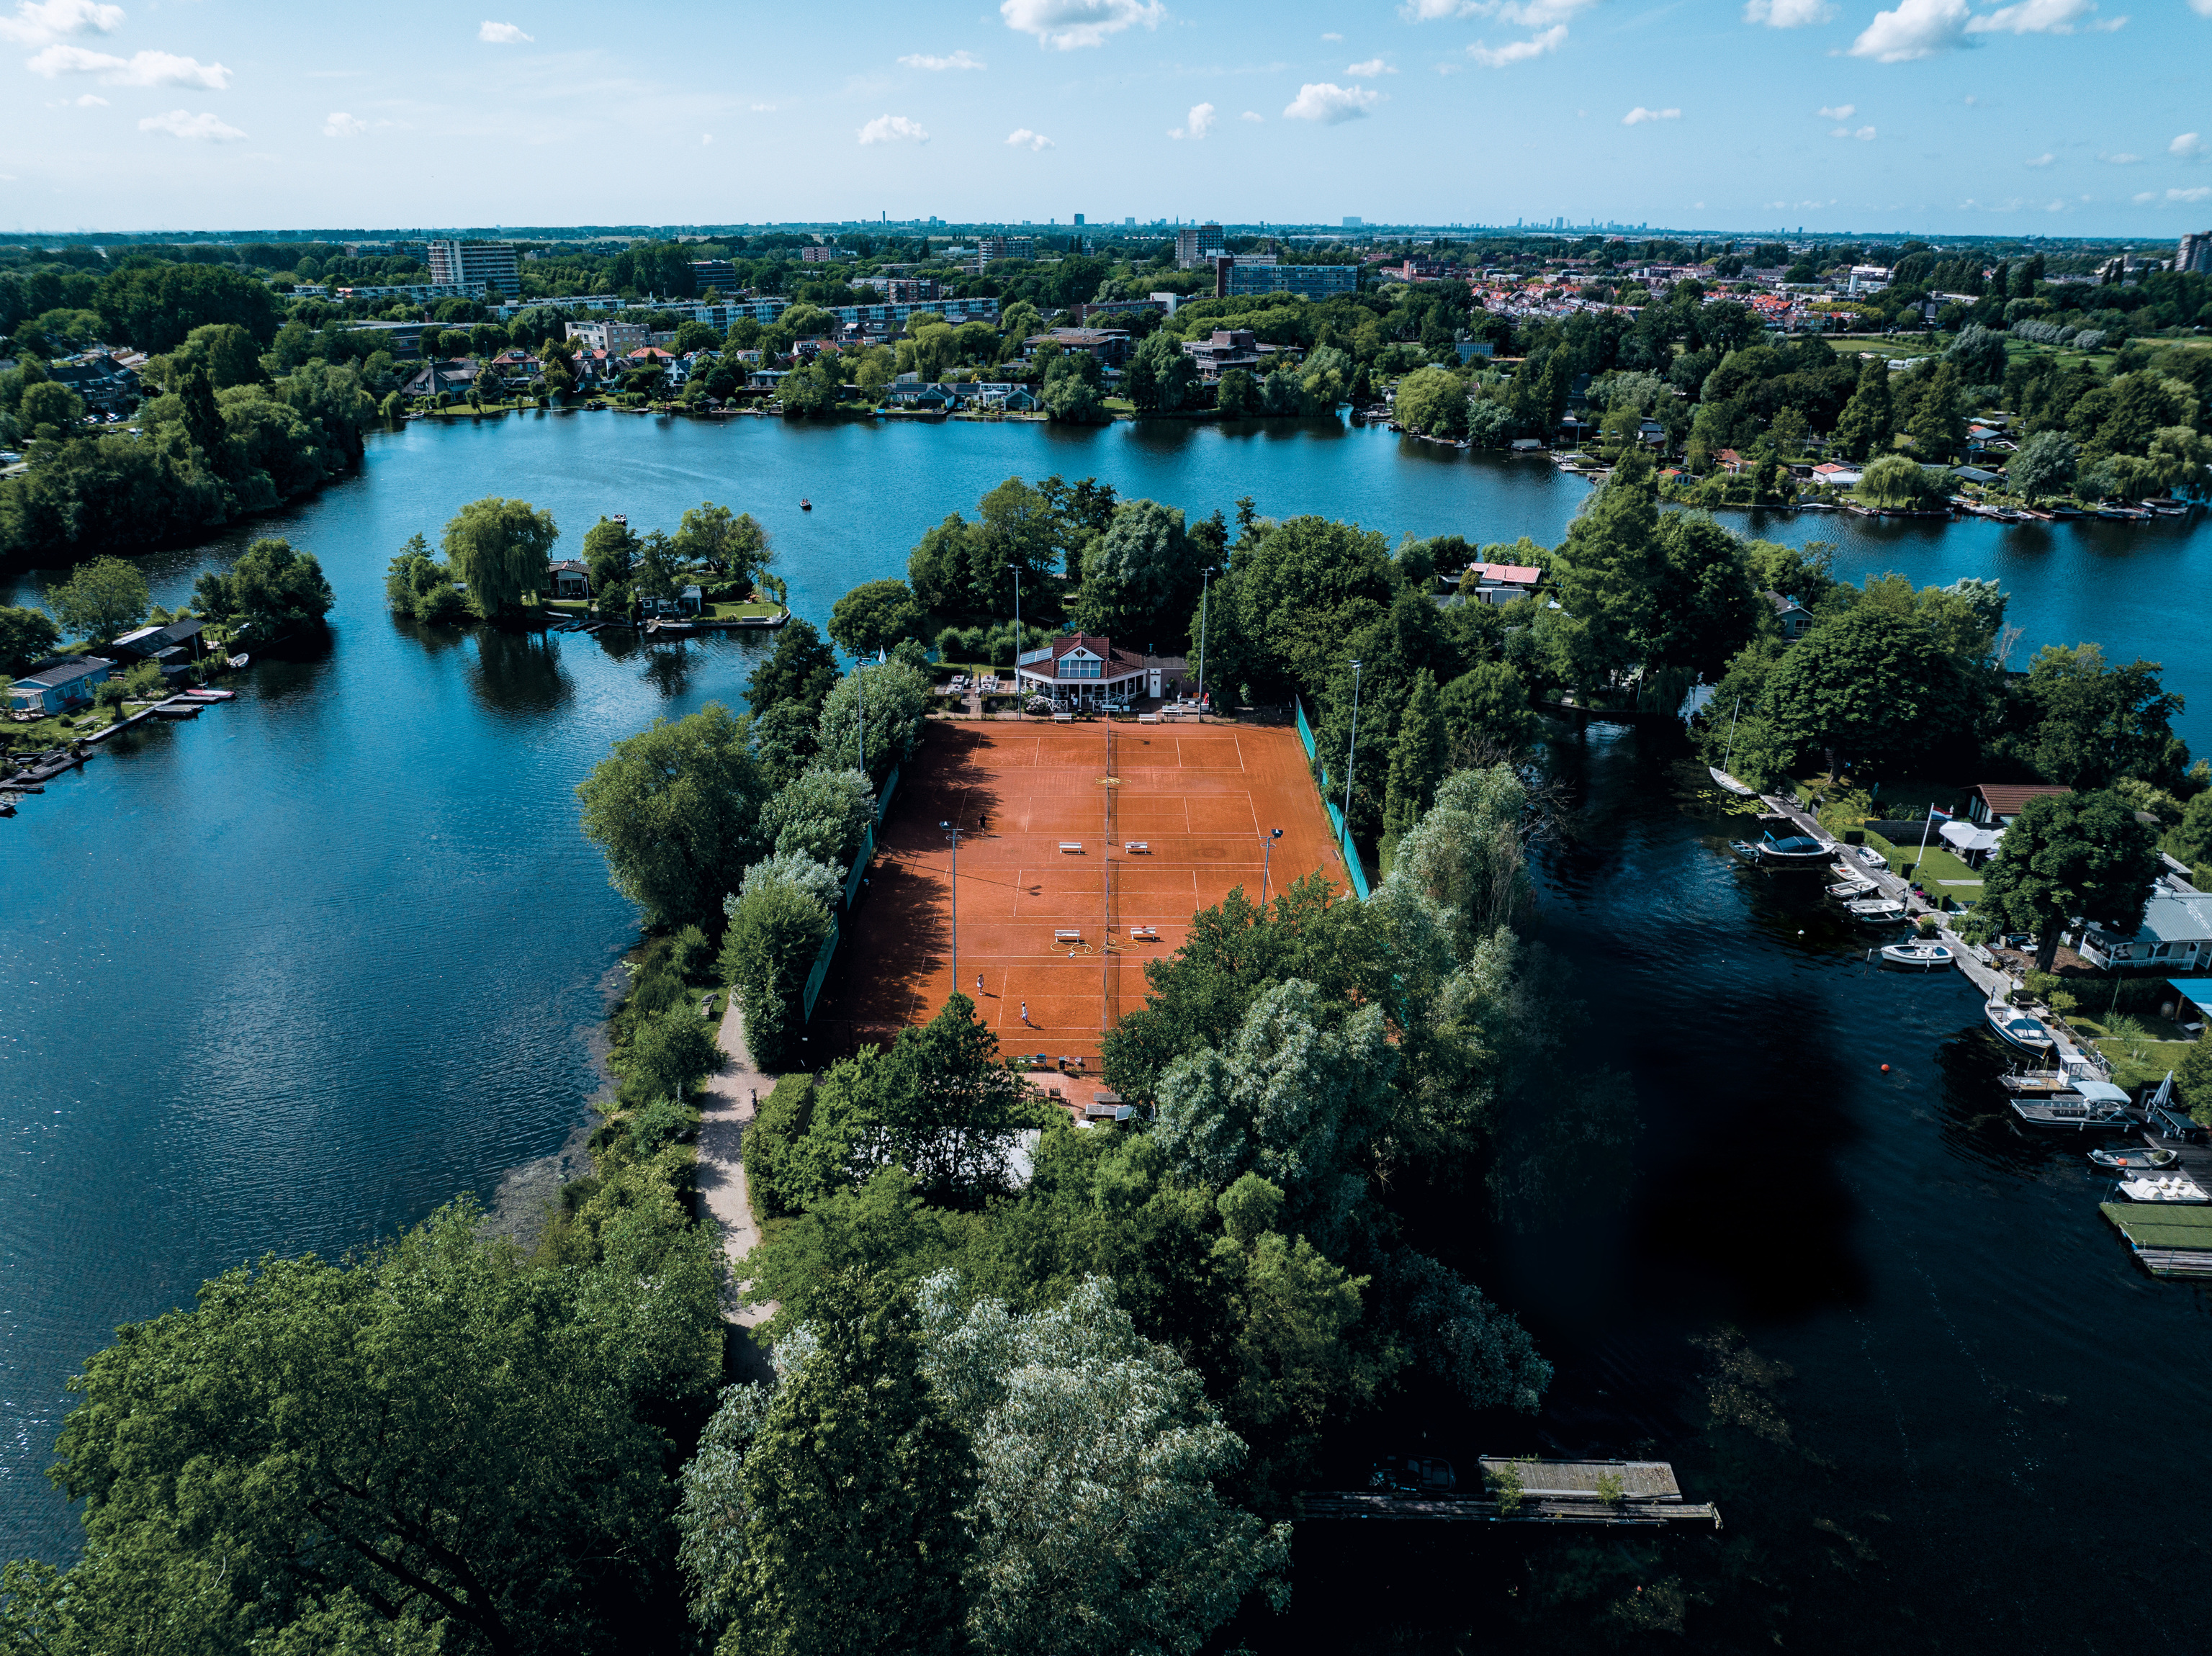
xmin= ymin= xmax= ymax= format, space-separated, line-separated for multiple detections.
xmin=2072 ymin=1081 xmax=2133 ymax=1105
xmin=2164 ymin=978 xmax=2212 ymax=1013
xmin=1940 ymin=821 xmax=2002 ymax=852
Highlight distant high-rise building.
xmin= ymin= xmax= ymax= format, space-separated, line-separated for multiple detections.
xmin=1223 ymin=261 xmax=1358 ymax=301
xmin=1174 ymin=222 xmax=1225 ymax=269
xmin=2180 ymin=231 xmax=2212 ymax=275
xmin=1342 ymin=216 xmax=1362 ymax=228
xmin=1074 ymin=213 xmax=1085 ymax=225
xmin=977 ymin=235 xmax=1036 ymax=264
xmin=1125 ymin=216 xmax=1136 ymax=226
xmin=425 ymin=239 xmax=518 ymax=298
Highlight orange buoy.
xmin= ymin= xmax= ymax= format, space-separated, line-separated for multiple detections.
xmin=1881 ymin=1063 xmax=1890 ymax=1072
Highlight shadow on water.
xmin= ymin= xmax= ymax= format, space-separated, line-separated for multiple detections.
xmin=468 ymin=628 xmax=572 ymax=717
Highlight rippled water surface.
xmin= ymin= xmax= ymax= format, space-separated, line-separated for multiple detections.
xmin=2 ymin=415 xmax=2208 ymax=1637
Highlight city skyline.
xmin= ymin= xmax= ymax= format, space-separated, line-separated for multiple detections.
xmin=0 ymin=0 xmax=2206 ymax=235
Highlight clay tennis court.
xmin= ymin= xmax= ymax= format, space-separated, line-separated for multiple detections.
xmin=810 ymin=719 xmax=1350 ymax=1067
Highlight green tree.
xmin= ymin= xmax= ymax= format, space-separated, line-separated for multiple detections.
xmin=442 ymin=496 xmax=558 ymax=622
xmin=718 ymin=1275 xmax=976 ymax=1656
xmin=760 ymin=767 xmax=876 ymax=868
xmin=622 ymin=1004 xmax=726 ymax=1105
xmin=1438 ymin=661 xmax=1539 ymax=756
xmin=17 ymin=379 xmax=84 ymax=434
xmin=32 ymin=1201 xmax=719 ymax=1656
xmin=675 ymin=502 xmax=773 ymax=592
xmin=581 ymin=516 xmax=641 ymax=593
xmin=1392 ymin=366 xmax=1468 ymax=438
xmin=1907 ymin=359 xmax=1967 ymax=462
xmin=1858 ymin=454 xmax=1947 ymax=510
xmin=1073 ymin=499 xmax=1198 ymax=646
xmin=1832 ymin=354 xmax=1893 ymax=462
xmin=719 ymin=859 xmax=838 ymax=1071
xmin=827 ymin=578 xmax=924 ymax=658
xmin=0 ymin=603 xmax=60 ymax=673
xmin=914 ymin=1272 xmax=1292 ymax=1656
xmin=1127 ymin=330 xmax=1197 ymax=412
xmin=1996 ymin=643 xmax=2189 ymax=791
xmin=44 ymin=555 xmax=148 ymax=644
xmin=196 ymin=537 xmax=336 ymax=636
xmin=747 ymin=617 xmax=839 ymax=718
xmin=1215 ymin=367 xmax=1258 ymax=417
xmin=1979 ymin=788 xmax=2162 ymax=973
xmin=1542 ymin=446 xmax=1662 ymax=698
xmin=1380 ymin=668 xmax=1447 ymax=869
xmin=2006 ymin=429 xmax=2077 ymax=502
xmin=2175 ymin=1025 xmax=2212 ymax=1126
xmin=577 ymin=703 xmax=770 ymax=927
xmin=815 ymin=659 xmax=931 ymax=780
xmin=2167 ymin=790 xmax=2212 ymax=878
xmin=1761 ymin=603 xmax=1969 ymax=778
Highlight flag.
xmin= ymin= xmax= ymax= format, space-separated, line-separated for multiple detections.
xmin=1929 ymin=806 xmax=1954 ymax=819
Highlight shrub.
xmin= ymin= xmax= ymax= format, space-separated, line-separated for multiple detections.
xmin=1487 ymin=1463 xmax=1524 ymax=1518
xmin=629 ymin=1094 xmax=696 ymax=1157
xmin=742 ymin=1074 xmax=817 ymax=1219
xmin=671 ymin=923 xmax=714 ymax=983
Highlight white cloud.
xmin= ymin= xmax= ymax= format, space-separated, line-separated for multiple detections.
xmin=2190 ymin=0 xmax=2211 ymax=14
xmin=2168 ymin=185 xmax=2212 ymax=202
xmin=1346 ymin=55 xmax=1397 ymax=73
xmin=1817 ymin=102 xmax=1855 ymax=118
xmin=1167 ymin=100 xmax=1216 ymax=138
xmin=323 ymin=111 xmax=367 ymax=136
xmin=28 ymin=44 xmax=230 ymax=86
xmin=999 ymin=0 xmax=1164 ymax=50
xmin=140 ymin=107 xmax=245 ymax=140
xmin=1241 ymin=109 xmax=1263 ymax=121
xmin=1005 ymin=126 xmax=1053 ymax=149
xmin=1283 ymin=81 xmax=1379 ymax=122
xmin=477 ymin=20 xmax=531 ymax=43
xmin=1322 ymin=30 xmax=1343 ymax=38
xmin=1466 ymin=22 xmax=1568 ymax=63
xmin=1966 ymin=0 xmax=2112 ymax=32
xmin=899 ymin=48 xmax=985 ymax=68
xmin=857 ymin=112 xmax=928 ymax=144
xmin=750 ymin=102 xmax=775 ymax=111
xmin=1745 ymin=0 xmax=1833 ymax=24
xmin=0 ymin=0 xmax=121 ymax=46
xmin=1622 ymin=104 xmax=1680 ymax=124
xmin=2025 ymin=151 xmax=2054 ymax=166
xmin=1847 ymin=0 xmax=1969 ymax=60
xmin=2171 ymin=132 xmax=2207 ymax=160
xmin=2101 ymin=151 xmax=2140 ymax=163
xmin=700 ymin=132 xmax=713 ymax=145
xmin=1831 ymin=123 xmax=1876 ymax=138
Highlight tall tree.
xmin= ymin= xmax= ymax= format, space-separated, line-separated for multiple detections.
xmin=1381 ymin=667 xmax=1447 ymax=869
xmin=719 ymin=1274 xmax=975 ymax=1656
xmin=1979 ymin=788 xmax=2162 ymax=973
xmin=577 ymin=703 xmax=770 ymax=927
xmin=43 ymin=555 xmax=148 ymax=644
xmin=1996 ymin=643 xmax=2190 ymax=791
xmin=827 ymin=579 xmax=923 ymax=659
xmin=195 ymin=537 xmax=336 ymax=636
xmin=581 ymin=516 xmax=641 ymax=593
xmin=746 ymin=618 xmax=838 ymax=718
xmin=1072 ymin=499 xmax=1198 ymax=648
xmin=1832 ymin=354 xmax=1893 ymax=462
xmin=1542 ymin=445 xmax=1662 ymax=698
xmin=1761 ymin=603 xmax=1969 ymax=778
xmin=31 ymin=1202 xmax=720 ymax=1656
xmin=0 ymin=603 xmax=60 ymax=673
xmin=442 ymin=497 xmax=558 ymax=621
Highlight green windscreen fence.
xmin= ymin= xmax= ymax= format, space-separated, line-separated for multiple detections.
xmin=806 ymin=765 xmax=904 ymax=1022
xmin=1295 ymin=698 xmax=1373 ymax=901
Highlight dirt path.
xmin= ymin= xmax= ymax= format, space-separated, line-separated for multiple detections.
xmin=696 ymin=993 xmax=778 ymax=1334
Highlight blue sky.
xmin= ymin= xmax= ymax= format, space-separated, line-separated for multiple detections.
xmin=1 ymin=0 xmax=2206 ymax=236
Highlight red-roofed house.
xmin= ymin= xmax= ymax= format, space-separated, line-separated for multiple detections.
xmin=1460 ymin=562 xmax=1544 ymax=606
xmin=1966 ymin=782 xmax=2073 ymax=827
xmin=1013 ymin=634 xmax=1162 ymax=707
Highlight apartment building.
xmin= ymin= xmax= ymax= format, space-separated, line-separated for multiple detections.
xmin=425 ymin=240 xmax=521 ymax=299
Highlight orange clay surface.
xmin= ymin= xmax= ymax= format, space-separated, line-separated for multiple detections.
xmin=811 ymin=720 xmax=1349 ymax=1069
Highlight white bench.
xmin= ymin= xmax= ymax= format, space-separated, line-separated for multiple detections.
xmin=1123 ymin=840 xmax=1149 ymax=854
xmin=1052 ymin=711 xmax=1073 ymax=722
xmin=1138 ymin=713 xmax=1159 ymax=724
xmin=1058 ymin=842 xmax=1082 ymax=853
xmin=1053 ymin=929 xmax=1083 ymax=943
xmin=1130 ymin=927 xmax=1159 ymax=941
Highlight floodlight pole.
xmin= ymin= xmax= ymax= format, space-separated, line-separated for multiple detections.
xmin=941 ymin=819 xmax=958 ymax=1002
xmin=1341 ymin=659 xmax=1364 ymax=845
xmin=1009 ymin=560 xmax=1021 ymax=719
xmin=1262 ymin=827 xmax=1283 ymax=906
xmin=1197 ymin=567 xmax=1214 ymax=714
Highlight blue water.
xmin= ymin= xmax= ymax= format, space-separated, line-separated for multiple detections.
xmin=3 ymin=413 xmax=2208 ymax=1644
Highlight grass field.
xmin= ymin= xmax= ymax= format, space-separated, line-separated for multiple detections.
xmin=812 ymin=720 xmax=1346 ymax=1068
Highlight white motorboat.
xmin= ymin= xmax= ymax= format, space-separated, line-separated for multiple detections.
xmin=1846 ymin=896 xmax=1910 ymax=925
xmin=1879 ymin=939 xmax=1953 ymax=969
xmin=1829 ymin=876 xmax=1879 ymax=899
xmin=2117 ymin=1173 xmax=2210 ymax=1204
xmin=1986 ymin=1000 xmax=2056 ymax=1053
xmin=1757 ymin=831 xmax=1831 ymax=865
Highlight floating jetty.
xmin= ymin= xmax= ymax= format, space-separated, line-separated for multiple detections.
xmin=1296 ymin=1459 xmax=1720 ymax=1529
xmin=2102 ymin=1202 xmax=2212 ymax=1279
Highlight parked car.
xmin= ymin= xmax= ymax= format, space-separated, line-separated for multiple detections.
xmin=1369 ymin=1455 xmax=1457 ymax=1494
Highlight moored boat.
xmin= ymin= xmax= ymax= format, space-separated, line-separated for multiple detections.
xmin=2117 ymin=1172 xmax=2210 ymax=1204
xmin=227 ymin=653 xmax=250 ymax=669
xmin=1879 ymin=939 xmax=1953 ymax=968
xmin=2090 ymin=1143 xmax=2180 ymax=1171
xmin=1756 ymin=830 xmax=1830 ymax=865
xmin=1846 ymin=896 xmax=1910 ymax=926
xmin=2009 ymin=1079 xmax=2135 ymax=1130
xmin=1986 ymin=1000 xmax=2056 ymax=1054
xmin=1829 ymin=876 xmax=1879 ymax=899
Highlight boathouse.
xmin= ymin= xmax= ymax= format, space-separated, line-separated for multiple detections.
xmin=9 ymin=655 xmax=114 ymax=715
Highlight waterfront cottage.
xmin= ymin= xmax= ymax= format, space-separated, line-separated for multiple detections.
xmin=549 ymin=560 xmax=591 ymax=599
xmin=2077 ymin=888 xmax=2212 ymax=973
xmin=1966 ymin=782 xmax=2073 ymax=828
xmin=1766 ymin=591 xmax=1814 ymax=641
xmin=9 ymin=656 xmax=113 ymax=716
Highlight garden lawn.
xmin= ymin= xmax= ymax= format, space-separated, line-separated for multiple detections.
xmin=704 ymin=601 xmax=783 ymax=621
xmin=1862 ymin=831 xmax=1982 ymax=889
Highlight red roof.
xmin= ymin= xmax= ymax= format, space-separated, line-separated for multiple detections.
xmin=1973 ymin=783 xmax=2073 ymax=816
xmin=1471 ymin=562 xmax=1542 ymax=586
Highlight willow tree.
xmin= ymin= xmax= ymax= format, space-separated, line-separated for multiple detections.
xmin=442 ymin=496 xmax=558 ymax=621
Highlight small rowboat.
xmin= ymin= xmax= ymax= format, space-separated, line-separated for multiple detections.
xmin=1846 ymin=896 xmax=1910 ymax=926
xmin=1879 ymin=939 xmax=1952 ymax=969
xmin=800 ymin=498 xmax=813 ymax=510
xmin=227 ymin=653 xmax=250 ymax=669
xmin=2090 ymin=1144 xmax=2179 ymax=1171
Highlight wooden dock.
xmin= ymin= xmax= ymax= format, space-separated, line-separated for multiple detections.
xmin=2101 ymin=1202 xmax=2212 ymax=1278
xmin=1296 ymin=1459 xmax=1720 ymax=1529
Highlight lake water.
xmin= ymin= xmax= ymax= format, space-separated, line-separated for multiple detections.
xmin=2 ymin=413 xmax=2208 ymax=1648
